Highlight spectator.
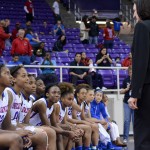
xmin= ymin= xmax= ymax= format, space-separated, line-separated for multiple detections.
xmin=113 ymin=18 xmax=123 ymax=37
xmin=39 ymin=21 xmax=51 ymax=35
xmin=25 ymin=21 xmax=32 ymax=31
xmin=25 ymin=29 xmax=41 ymax=49
xmin=11 ymin=29 xmax=32 ymax=65
xmin=0 ymin=20 xmax=11 ymax=56
xmin=4 ymin=19 xmax=11 ymax=47
xmin=88 ymin=59 xmax=105 ymax=89
xmin=7 ymin=55 xmax=22 ymax=65
xmin=12 ymin=22 xmax=20 ymax=41
xmin=53 ymin=35 xmax=67 ymax=52
xmin=33 ymin=42 xmax=46 ymax=57
xmin=69 ymin=53 xmax=92 ymax=87
xmin=53 ymin=20 xmax=65 ymax=36
xmin=92 ymin=9 xmax=99 ymax=18
xmin=89 ymin=16 xmax=99 ymax=45
xmin=113 ymin=56 xmax=122 ymax=67
xmin=120 ymin=66 xmax=133 ymax=143
xmin=80 ymin=15 xmax=90 ymax=44
xmin=24 ymin=0 xmax=34 ymax=22
xmin=52 ymin=0 xmax=61 ymax=21
xmin=103 ymin=21 xmax=115 ymax=49
xmin=81 ymin=52 xmax=90 ymax=66
xmin=41 ymin=52 xmax=55 ymax=74
xmin=96 ymin=47 xmax=112 ymax=67
xmin=122 ymin=52 xmax=132 ymax=67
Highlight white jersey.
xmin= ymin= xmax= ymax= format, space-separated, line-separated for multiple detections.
xmin=74 ymin=98 xmax=84 ymax=120
xmin=19 ymin=94 xmax=33 ymax=123
xmin=68 ymin=106 xmax=72 ymax=119
xmin=0 ymin=91 xmax=8 ymax=128
xmin=57 ymin=101 xmax=67 ymax=123
xmin=84 ymin=102 xmax=90 ymax=117
xmin=4 ymin=87 xmax=22 ymax=126
xmin=30 ymin=98 xmax=54 ymax=126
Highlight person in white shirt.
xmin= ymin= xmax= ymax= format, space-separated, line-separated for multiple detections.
xmin=53 ymin=0 xmax=61 ymax=21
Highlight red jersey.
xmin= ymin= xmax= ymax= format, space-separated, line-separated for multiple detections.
xmin=122 ymin=57 xmax=132 ymax=67
xmin=25 ymin=0 xmax=33 ymax=13
xmin=0 ymin=27 xmax=10 ymax=50
xmin=11 ymin=37 xmax=32 ymax=56
xmin=104 ymin=27 xmax=115 ymax=40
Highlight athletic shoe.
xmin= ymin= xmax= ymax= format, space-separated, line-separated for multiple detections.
xmin=107 ymin=142 xmax=115 ymax=150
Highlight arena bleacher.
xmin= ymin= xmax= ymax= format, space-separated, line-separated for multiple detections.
xmin=0 ymin=0 xmax=131 ymax=88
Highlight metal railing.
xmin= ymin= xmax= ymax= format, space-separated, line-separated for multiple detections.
xmin=17 ymin=65 xmax=128 ymax=98
xmin=120 ymin=1 xmax=135 ymax=26
xmin=68 ymin=0 xmax=82 ymax=21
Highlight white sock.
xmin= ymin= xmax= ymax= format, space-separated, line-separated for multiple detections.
xmin=91 ymin=146 xmax=97 ymax=150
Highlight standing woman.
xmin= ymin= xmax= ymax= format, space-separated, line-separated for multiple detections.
xmin=80 ymin=15 xmax=90 ymax=44
xmin=128 ymin=0 xmax=150 ymax=150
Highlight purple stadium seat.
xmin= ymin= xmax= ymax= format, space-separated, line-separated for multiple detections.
xmin=56 ymin=52 xmax=68 ymax=58
xmin=64 ymin=44 xmax=72 ymax=48
xmin=110 ymin=54 xmax=120 ymax=59
xmin=124 ymin=48 xmax=131 ymax=54
xmin=51 ymin=53 xmax=56 ymax=57
xmin=57 ymin=57 xmax=70 ymax=63
xmin=98 ymin=70 xmax=114 ymax=88
xmin=113 ymin=69 xmax=128 ymax=87
xmin=86 ymin=53 xmax=95 ymax=58
xmin=57 ymin=62 xmax=64 ymax=66
xmin=86 ymin=48 xmax=99 ymax=53
xmin=4 ymin=56 xmax=12 ymax=63
xmin=73 ymin=44 xmax=84 ymax=48
xmin=35 ymin=57 xmax=43 ymax=64
xmin=120 ymin=54 xmax=128 ymax=59
xmin=84 ymin=44 xmax=96 ymax=49
xmin=107 ymin=49 xmax=112 ymax=53
xmin=74 ymin=48 xmax=85 ymax=53
xmin=26 ymin=68 xmax=38 ymax=77
xmin=69 ymin=53 xmax=75 ymax=58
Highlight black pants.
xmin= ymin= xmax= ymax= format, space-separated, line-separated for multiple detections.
xmin=89 ymin=72 xmax=104 ymax=88
xmin=134 ymin=84 xmax=150 ymax=150
xmin=71 ymin=75 xmax=93 ymax=87
xmin=81 ymin=39 xmax=89 ymax=44
xmin=26 ymin=13 xmax=33 ymax=22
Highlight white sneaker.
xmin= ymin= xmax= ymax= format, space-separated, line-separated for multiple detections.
xmin=123 ymin=139 xmax=128 ymax=144
xmin=96 ymin=87 xmax=101 ymax=90
xmin=102 ymin=87 xmax=107 ymax=90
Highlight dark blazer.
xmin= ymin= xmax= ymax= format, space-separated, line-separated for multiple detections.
xmin=131 ymin=20 xmax=150 ymax=99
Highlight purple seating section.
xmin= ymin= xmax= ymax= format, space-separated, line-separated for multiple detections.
xmin=0 ymin=0 xmax=130 ymax=88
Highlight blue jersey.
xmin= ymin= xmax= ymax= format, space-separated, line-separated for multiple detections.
xmin=90 ymin=99 xmax=108 ymax=120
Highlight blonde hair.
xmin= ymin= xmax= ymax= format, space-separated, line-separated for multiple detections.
xmin=0 ymin=20 xmax=6 ymax=27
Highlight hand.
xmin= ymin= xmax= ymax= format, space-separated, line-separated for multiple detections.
xmin=22 ymin=136 xmax=32 ymax=148
xmin=16 ymin=129 xmax=33 ymax=148
xmin=102 ymin=55 xmax=107 ymax=59
xmin=100 ymin=120 xmax=107 ymax=125
xmin=68 ymin=131 xmax=77 ymax=141
xmin=16 ymin=129 xmax=33 ymax=137
xmin=78 ymin=75 xmax=83 ymax=79
xmin=128 ymin=97 xmax=138 ymax=109
xmin=127 ymin=84 xmax=130 ymax=90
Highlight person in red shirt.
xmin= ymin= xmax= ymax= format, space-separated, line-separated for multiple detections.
xmin=81 ymin=52 xmax=90 ymax=66
xmin=24 ymin=0 xmax=34 ymax=22
xmin=122 ymin=52 xmax=132 ymax=67
xmin=0 ymin=20 xmax=11 ymax=56
xmin=103 ymin=21 xmax=115 ymax=49
xmin=11 ymin=29 xmax=32 ymax=65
